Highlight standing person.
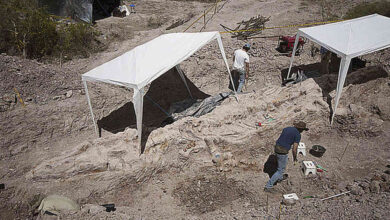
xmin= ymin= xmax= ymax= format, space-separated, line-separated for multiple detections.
xmin=320 ymin=46 xmax=331 ymax=75
xmin=264 ymin=121 xmax=309 ymax=193
xmin=232 ymin=43 xmax=250 ymax=93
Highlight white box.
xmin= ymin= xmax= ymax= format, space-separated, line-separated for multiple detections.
xmin=303 ymin=161 xmax=317 ymax=176
xmin=283 ymin=193 xmax=299 ymax=200
xmin=298 ymin=142 xmax=306 ymax=156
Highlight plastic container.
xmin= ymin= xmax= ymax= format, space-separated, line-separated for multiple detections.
xmin=309 ymin=145 xmax=326 ymax=157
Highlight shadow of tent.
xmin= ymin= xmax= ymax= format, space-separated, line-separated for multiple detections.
xmin=281 ymin=63 xmax=388 ymax=122
xmin=263 ymin=154 xmax=278 ymax=178
xmin=97 ymin=67 xmax=210 ymax=153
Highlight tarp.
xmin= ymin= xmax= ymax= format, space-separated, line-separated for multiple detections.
xmin=82 ymin=32 xmax=235 ymax=153
xmin=287 ymin=14 xmax=390 ymax=124
xmin=38 ymin=0 xmax=119 ymax=23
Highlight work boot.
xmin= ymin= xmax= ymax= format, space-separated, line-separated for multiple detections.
xmin=276 ymin=174 xmax=288 ymax=184
xmin=264 ymin=187 xmax=277 ymax=193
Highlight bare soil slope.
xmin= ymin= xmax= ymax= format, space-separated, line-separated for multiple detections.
xmin=1 ymin=0 xmax=390 ymax=219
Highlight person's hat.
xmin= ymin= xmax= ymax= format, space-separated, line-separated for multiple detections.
xmin=243 ymin=43 xmax=251 ymax=49
xmin=293 ymin=121 xmax=309 ymax=131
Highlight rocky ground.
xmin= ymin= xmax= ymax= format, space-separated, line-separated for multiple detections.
xmin=1 ymin=0 xmax=390 ymax=219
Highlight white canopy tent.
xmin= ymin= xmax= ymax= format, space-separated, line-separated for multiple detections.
xmin=287 ymin=14 xmax=390 ymax=124
xmin=82 ymin=32 xmax=235 ymax=152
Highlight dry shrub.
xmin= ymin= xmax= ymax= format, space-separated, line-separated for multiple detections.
xmin=0 ymin=0 xmax=100 ymax=60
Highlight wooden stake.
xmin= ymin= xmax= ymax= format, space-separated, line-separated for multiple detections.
xmin=14 ymin=88 xmax=25 ymax=107
xmin=278 ymin=203 xmax=282 ymax=220
xmin=338 ymin=143 xmax=349 ymax=162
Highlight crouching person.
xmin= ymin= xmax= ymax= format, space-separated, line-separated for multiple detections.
xmin=264 ymin=121 xmax=308 ymax=193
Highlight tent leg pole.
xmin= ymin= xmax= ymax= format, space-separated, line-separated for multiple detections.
xmin=145 ymin=95 xmax=170 ymax=117
xmin=331 ymin=57 xmax=351 ymax=125
xmin=216 ymin=35 xmax=238 ymax=101
xmin=286 ymin=32 xmax=301 ymax=79
xmin=176 ymin=65 xmax=193 ymax=99
xmin=83 ymin=80 xmax=98 ymax=137
xmin=133 ymin=88 xmax=145 ymax=155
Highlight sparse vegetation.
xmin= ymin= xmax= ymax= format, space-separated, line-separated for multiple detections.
xmin=0 ymin=0 xmax=100 ymax=60
xmin=147 ymin=15 xmax=167 ymax=28
xmin=344 ymin=0 xmax=390 ymax=19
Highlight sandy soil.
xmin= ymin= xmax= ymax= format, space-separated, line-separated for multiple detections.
xmin=1 ymin=0 xmax=390 ymax=219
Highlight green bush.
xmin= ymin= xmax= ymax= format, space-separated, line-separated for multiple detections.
xmin=0 ymin=0 xmax=99 ymax=59
xmin=344 ymin=0 xmax=390 ymax=19
xmin=57 ymin=23 xmax=98 ymax=58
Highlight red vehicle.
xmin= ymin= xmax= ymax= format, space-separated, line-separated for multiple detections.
xmin=278 ymin=35 xmax=306 ymax=56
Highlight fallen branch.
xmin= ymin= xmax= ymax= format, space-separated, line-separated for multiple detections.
xmin=221 ymin=15 xmax=270 ymax=39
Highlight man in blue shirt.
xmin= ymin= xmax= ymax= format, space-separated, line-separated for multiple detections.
xmin=264 ymin=121 xmax=309 ymax=192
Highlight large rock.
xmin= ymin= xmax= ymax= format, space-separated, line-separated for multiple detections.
xmin=38 ymin=195 xmax=80 ymax=215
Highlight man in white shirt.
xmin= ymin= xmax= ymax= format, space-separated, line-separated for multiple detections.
xmin=232 ymin=43 xmax=250 ymax=93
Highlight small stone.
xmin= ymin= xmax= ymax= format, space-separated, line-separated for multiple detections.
xmin=358 ymin=182 xmax=370 ymax=192
xmin=79 ymin=89 xmax=86 ymax=95
xmin=381 ymin=173 xmax=390 ymax=182
xmin=371 ymin=174 xmax=382 ymax=181
xmin=2 ymin=94 xmax=16 ymax=103
xmin=379 ymin=182 xmax=390 ymax=192
xmin=53 ymin=95 xmax=63 ymax=100
xmin=65 ymin=90 xmax=73 ymax=98
xmin=0 ymin=101 xmax=10 ymax=112
xmin=347 ymin=183 xmax=364 ymax=195
xmin=370 ymin=181 xmax=381 ymax=193
xmin=374 ymin=212 xmax=382 ymax=220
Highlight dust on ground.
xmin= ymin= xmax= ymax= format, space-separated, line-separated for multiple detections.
xmin=1 ymin=0 xmax=390 ymax=219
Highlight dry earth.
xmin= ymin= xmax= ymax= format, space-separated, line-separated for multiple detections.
xmin=1 ymin=0 xmax=390 ymax=219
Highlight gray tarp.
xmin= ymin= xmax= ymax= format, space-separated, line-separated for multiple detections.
xmin=163 ymin=92 xmax=231 ymax=125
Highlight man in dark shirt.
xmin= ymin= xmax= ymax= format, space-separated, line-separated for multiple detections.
xmin=264 ymin=121 xmax=308 ymax=192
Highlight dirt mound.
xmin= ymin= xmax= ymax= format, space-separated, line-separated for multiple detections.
xmin=173 ymin=175 xmax=255 ymax=214
xmin=0 ymin=54 xmax=80 ymax=106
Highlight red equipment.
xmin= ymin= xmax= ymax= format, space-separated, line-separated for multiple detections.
xmin=278 ymin=35 xmax=305 ymax=56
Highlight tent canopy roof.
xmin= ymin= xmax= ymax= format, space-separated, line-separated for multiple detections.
xmin=299 ymin=14 xmax=390 ymax=58
xmin=82 ymin=32 xmax=221 ymax=89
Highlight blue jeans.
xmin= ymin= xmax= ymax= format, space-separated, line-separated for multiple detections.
xmin=237 ymin=69 xmax=246 ymax=93
xmin=265 ymin=153 xmax=288 ymax=188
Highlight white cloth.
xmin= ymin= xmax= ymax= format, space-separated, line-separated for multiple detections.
xmin=286 ymin=14 xmax=390 ymax=125
xmin=233 ymin=49 xmax=249 ymax=71
xmin=82 ymin=32 xmax=223 ymax=90
xmin=81 ymin=32 xmax=235 ymax=152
